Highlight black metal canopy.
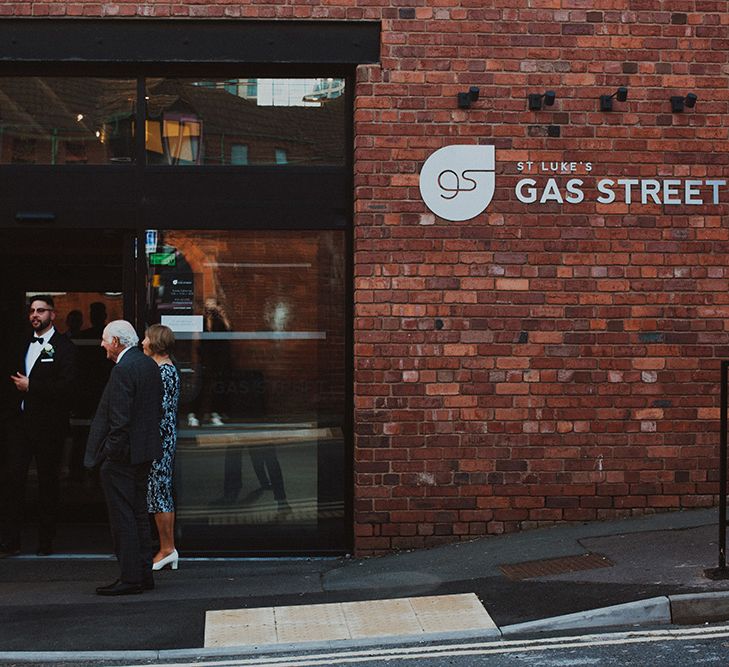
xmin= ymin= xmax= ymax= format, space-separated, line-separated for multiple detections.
xmin=0 ymin=19 xmax=381 ymax=74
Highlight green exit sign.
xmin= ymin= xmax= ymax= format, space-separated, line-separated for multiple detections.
xmin=149 ymin=252 xmax=176 ymax=266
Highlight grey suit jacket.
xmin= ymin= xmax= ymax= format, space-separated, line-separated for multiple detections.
xmin=84 ymin=346 xmax=163 ymax=468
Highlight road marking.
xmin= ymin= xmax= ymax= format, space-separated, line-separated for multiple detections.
xmin=118 ymin=623 xmax=729 ymax=667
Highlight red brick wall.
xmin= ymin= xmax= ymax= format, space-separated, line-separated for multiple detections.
xmin=1 ymin=3 xmax=728 ymax=556
xmin=352 ymin=2 xmax=729 ymax=554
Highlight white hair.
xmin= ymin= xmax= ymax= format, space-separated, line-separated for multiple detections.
xmin=104 ymin=320 xmax=139 ymax=348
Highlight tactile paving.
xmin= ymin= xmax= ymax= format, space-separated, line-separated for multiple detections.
xmin=204 ymin=593 xmax=496 ymax=647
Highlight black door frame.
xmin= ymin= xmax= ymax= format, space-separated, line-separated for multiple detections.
xmin=0 ymin=18 xmax=380 ymax=555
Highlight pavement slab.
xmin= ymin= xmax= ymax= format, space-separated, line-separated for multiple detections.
xmin=204 ymin=593 xmax=498 ymax=648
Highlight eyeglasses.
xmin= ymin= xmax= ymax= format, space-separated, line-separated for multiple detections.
xmin=29 ymin=307 xmax=53 ymax=314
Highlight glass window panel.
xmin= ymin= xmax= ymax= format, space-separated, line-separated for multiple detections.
xmin=230 ymin=144 xmax=249 ymax=166
xmin=274 ymin=148 xmax=288 ymax=165
xmin=0 ymin=77 xmax=137 ymax=164
xmin=145 ymin=229 xmax=347 ymax=552
xmin=144 ymin=78 xmax=346 ymax=166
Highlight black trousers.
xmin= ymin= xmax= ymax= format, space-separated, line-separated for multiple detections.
xmin=1 ymin=416 xmax=64 ymax=547
xmin=100 ymin=459 xmax=153 ymax=585
xmin=223 ymin=445 xmax=286 ymax=501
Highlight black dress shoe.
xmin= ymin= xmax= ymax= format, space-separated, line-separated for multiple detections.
xmin=0 ymin=543 xmax=20 ymax=559
xmin=95 ymin=580 xmax=143 ymax=596
xmin=96 ymin=579 xmax=121 ymax=593
xmin=97 ymin=577 xmax=153 ymax=592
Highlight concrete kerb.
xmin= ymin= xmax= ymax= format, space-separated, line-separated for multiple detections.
xmin=669 ymin=591 xmax=729 ymax=625
xmin=0 ymin=628 xmax=503 ymax=665
xmin=0 ymin=651 xmax=160 ymax=664
xmin=501 ymin=591 xmax=729 ymax=637
xmin=501 ymin=596 xmax=672 ymax=636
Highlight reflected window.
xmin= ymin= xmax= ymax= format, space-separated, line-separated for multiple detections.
xmin=274 ymin=148 xmax=288 ymax=165
xmin=144 ymin=78 xmax=346 ymax=166
xmin=0 ymin=77 xmax=137 ymax=164
xmin=230 ymin=144 xmax=249 ymax=166
xmin=144 ymin=229 xmax=347 ymax=551
xmin=0 ymin=77 xmax=346 ymax=168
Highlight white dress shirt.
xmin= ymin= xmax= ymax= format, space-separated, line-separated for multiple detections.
xmin=116 ymin=345 xmax=131 ymax=364
xmin=25 ymin=326 xmax=55 ymax=375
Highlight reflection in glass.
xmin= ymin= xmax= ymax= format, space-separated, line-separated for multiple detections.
xmin=0 ymin=78 xmax=137 ymax=164
xmin=0 ymin=77 xmax=346 ymax=168
xmin=144 ymin=78 xmax=346 ymax=166
xmin=50 ymin=292 xmax=122 ymax=536
xmin=145 ymin=229 xmax=346 ymax=551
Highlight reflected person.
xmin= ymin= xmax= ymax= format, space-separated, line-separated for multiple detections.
xmin=69 ymin=303 xmax=114 ymax=485
xmin=188 ymin=297 xmax=231 ymax=427
xmin=77 ymin=301 xmax=113 ymax=416
xmin=65 ymin=310 xmax=83 ymax=338
xmin=79 ymin=301 xmax=107 ymax=339
xmin=217 ymin=444 xmax=289 ymax=511
xmin=65 ymin=308 xmax=86 ymax=483
xmin=142 ymin=324 xmax=181 ymax=571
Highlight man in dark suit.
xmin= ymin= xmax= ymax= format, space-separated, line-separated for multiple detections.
xmin=0 ymin=295 xmax=77 ymax=558
xmin=85 ymin=320 xmax=162 ymax=596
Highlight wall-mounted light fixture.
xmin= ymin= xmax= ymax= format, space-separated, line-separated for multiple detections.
xmin=457 ymin=86 xmax=480 ymax=109
xmin=600 ymin=86 xmax=628 ymax=112
xmin=528 ymin=90 xmax=556 ymax=111
xmin=670 ymin=93 xmax=697 ymax=113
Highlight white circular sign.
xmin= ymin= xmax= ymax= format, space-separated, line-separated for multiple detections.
xmin=419 ymin=145 xmax=496 ymax=221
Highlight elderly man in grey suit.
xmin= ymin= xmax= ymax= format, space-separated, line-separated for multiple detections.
xmin=85 ymin=320 xmax=162 ymax=596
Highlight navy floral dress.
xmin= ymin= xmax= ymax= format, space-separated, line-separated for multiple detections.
xmin=147 ymin=363 xmax=180 ymax=513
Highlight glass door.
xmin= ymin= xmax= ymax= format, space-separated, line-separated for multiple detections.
xmin=0 ymin=228 xmax=134 ymax=553
xmin=143 ymin=228 xmax=347 ymax=553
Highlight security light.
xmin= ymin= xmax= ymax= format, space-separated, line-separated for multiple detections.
xmin=457 ymin=86 xmax=480 ymax=109
xmin=600 ymin=86 xmax=628 ymax=111
xmin=671 ymin=93 xmax=698 ymax=113
xmin=528 ymin=91 xmax=556 ymax=111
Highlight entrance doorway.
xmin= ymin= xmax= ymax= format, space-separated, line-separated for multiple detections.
xmin=0 ymin=226 xmax=351 ymax=556
xmin=0 ymin=228 xmax=131 ymax=553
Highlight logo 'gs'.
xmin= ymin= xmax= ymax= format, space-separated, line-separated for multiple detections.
xmin=419 ymin=145 xmax=496 ymax=221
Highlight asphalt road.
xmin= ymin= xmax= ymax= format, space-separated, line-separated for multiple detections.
xmin=8 ymin=625 xmax=729 ymax=667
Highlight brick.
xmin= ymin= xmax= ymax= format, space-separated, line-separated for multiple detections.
xmin=496 ymin=278 xmax=530 ymax=291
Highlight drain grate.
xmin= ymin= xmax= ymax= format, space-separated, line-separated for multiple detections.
xmin=499 ymin=552 xmax=613 ymax=580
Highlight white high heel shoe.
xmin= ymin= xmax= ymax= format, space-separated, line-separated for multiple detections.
xmin=152 ymin=549 xmax=179 ymax=571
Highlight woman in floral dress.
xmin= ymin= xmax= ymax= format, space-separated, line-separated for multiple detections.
xmin=142 ymin=324 xmax=181 ymax=570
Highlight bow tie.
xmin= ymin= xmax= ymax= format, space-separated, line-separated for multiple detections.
xmin=30 ymin=337 xmax=44 ymax=345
